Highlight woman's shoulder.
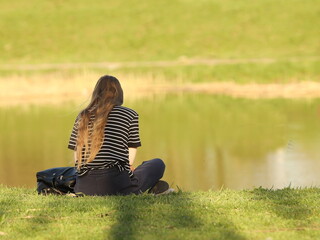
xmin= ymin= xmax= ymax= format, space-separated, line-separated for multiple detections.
xmin=112 ymin=105 xmax=139 ymax=117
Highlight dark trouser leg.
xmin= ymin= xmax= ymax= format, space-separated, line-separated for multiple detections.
xmin=133 ymin=158 xmax=165 ymax=192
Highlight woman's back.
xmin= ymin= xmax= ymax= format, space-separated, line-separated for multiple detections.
xmin=68 ymin=106 xmax=141 ymax=176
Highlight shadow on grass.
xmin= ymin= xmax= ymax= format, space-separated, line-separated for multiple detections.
xmin=107 ymin=195 xmax=141 ymax=240
xmin=108 ymin=191 xmax=247 ymax=240
xmin=161 ymin=192 xmax=247 ymax=240
xmin=250 ymin=187 xmax=312 ymax=220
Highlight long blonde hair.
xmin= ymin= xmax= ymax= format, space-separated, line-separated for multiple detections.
xmin=76 ymin=75 xmax=123 ymax=168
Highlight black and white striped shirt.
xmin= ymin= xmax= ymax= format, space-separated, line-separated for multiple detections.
xmin=68 ymin=105 xmax=141 ymax=177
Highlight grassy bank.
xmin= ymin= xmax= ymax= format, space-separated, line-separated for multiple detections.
xmin=1 ymin=0 xmax=319 ymax=64
xmin=1 ymin=69 xmax=320 ymax=107
xmin=1 ymin=58 xmax=320 ymax=83
xmin=1 ymin=0 xmax=319 ymax=104
xmin=0 ymin=186 xmax=320 ymax=240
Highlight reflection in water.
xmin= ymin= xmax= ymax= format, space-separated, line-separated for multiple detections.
xmin=213 ymin=146 xmax=225 ymax=189
xmin=0 ymin=95 xmax=319 ymax=190
xmin=266 ymin=143 xmax=320 ymax=189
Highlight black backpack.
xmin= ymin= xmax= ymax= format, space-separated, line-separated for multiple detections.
xmin=36 ymin=167 xmax=77 ymax=195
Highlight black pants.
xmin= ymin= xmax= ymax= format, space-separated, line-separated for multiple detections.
xmin=74 ymin=158 xmax=165 ymax=196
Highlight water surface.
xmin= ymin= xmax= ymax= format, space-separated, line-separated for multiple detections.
xmin=1 ymin=94 xmax=319 ymax=190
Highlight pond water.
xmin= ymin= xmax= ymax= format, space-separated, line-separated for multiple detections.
xmin=1 ymin=94 xmax=320 ymax=191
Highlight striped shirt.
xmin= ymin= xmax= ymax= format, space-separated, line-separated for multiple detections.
xmin=68 ymin=105 xmax=141 ymax=177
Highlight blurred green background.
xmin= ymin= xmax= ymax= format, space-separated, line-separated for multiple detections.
xmin=1 ymin=0 xmax=319 ymax=63
xmin=0 ymin=0 xmax=319 ymax=83
xmin=0 ymin=0 xmax=320 ymax=190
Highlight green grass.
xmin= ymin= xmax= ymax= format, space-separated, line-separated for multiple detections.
xmin=1 ymin=0 xmax=319 ymax=84
xmin=1 ymin=186 xmax=320 ymax=240
xmin=0 ymin=0 xmax=319 ymax=64
xmin=1 ymin=59 xmax=320 ymax=84
xmin=109 ymin=60 xmax=320 ymax=83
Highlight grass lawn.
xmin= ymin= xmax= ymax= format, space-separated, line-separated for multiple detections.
xmin=0 ymin=186 xmax=320 ymax=240
xmin=1 ymin=0 xmax=319 ymax=64
xmin=1 ymin=0 xmax=319 ymax=98
xmin=1 ymin=58 xmax=320 ymax=83
xmin=103 ymin=60 xmax=320 ymax=84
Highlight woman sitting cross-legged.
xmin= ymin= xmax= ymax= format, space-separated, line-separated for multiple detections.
xmin=68 ymin=75 xmax=173 ymax=196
